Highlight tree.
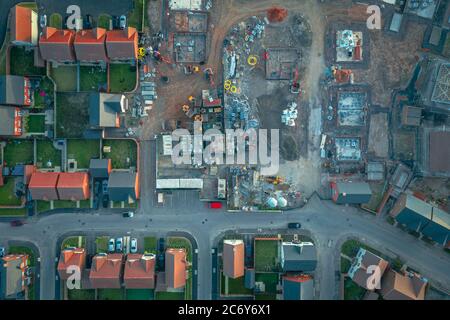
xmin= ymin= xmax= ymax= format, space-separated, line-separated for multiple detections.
xmin=267 ymin=6 xmax=288 ymax=23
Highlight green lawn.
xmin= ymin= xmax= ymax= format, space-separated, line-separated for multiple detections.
xmin=8 ymin=246 xmax=36 ymax=267
xmin=341 ymin=258 xmax=351 ymax=274
xmin=128 ymin=0 xmax=147 ymax=31
xmin=0 ymin=178 xmax=22 ymax=206
xmin=54 ymin=200 xmax=77 ymax=209
xmin=155 ymin=291 xmax=184 ymax=300
xmin=51 ymin=66 xmax=77 ymax=92
xmin=255 ymin=293 xmax=277 ymax=300
xmin=36 ymin=140 xmax=61 ymax=168
xmin=167 ymin=237 xmax=192 ymax=261
xmin=3 ymin=140 xmax=34 ymax=166
xmin=254 ymin=239 xmax=280 ymax=272
xmin=109 ymin=64 xmax=137 ymax=93
xmin=341 ymin=239 xmax=383 ymax=259
xmin=97 ymin=14 xmax=111 ymax=29
xmin=49 ymin=13 xmax=62 ymax=28
xmin=98 ymin=289 xmax=124 ymax=300
xmin=68 ymin=289 xmax=95 ymax=300
xmin=34 ymin=76 xmax=54 ymax=108
xmin=103 ymin=139 xmax=137 ymax=169
xmin=36 ymin=200 xmax=51 ymax=213
xmin=344 ymin=277 xmax=366 ymax=300
xmin=55 ymin=93 xmax=90 ymax=138
xmin=221 ymin=273 xmax=253 ymax=295
xmin=79 ymin=200 xmax=91 ymax=208
xmin=126 ymin=289 xmax=154 ymax=300
xmin=61 ymin=236 xmax=86 ymax=249
xmin=0 ymin=208 xmax=27 ymax=216
xmin=255 ymin=273 xmax=278 ymax=294
xmin=96 ymin=236 xmax=109 ymax=254
xmin=9 ymin=46 xmax=45 ymax=76
xmin=144 ymin=237 xmax=157 ymax=254
xmin=67 ymin=139 xmax=100 ymax=168
xmin=80 ymin=66 xmax=107 ymax=92
xmin=26 ymin=115 xmax=45 ymax=133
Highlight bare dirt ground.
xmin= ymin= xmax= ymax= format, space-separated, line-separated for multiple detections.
xmin=368 ymin=112 xmax=389 ymax=158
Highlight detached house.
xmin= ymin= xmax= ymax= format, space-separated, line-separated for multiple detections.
xmin=282 ymin=275 xmax=314 ymax=300
xmin=124 ymin=253 xmax=156 ymax=289
xmin=74 ymin=28 xmax=108 ymax=64
xmin=106 ymin=27 xmax=138 ymax=62
xmin=0 ymin=254 xmax=30 ymax=299
xmin=222 ymin=239 xmax=245 ymax=279
xmin=89 ymin=253 xmax=124 ymax=289
xmin=89 ymin=93 xmax=127 ymax=129
xmin=348 ymin=248 xmax=389 ymax=290
xmin=10 ymin=5 xmax=38 ymax=46
xmin=331 ymin=181 xmax=372 ymax=204
xmin=57 ymin=248 xmax=86 ymax=280
xmin=39 ymin=27 xmax=76 ymax=63
xmin=165 ymin=248 xmax=187 ymax=289
xmin=28 ymin=171 xmax=60 ymax=200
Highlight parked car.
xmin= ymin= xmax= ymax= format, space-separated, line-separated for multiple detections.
xmin=288 ymin=222 xmax=301 ymax=229
xmin=10 ymin=220 xmax=24 ymax=227
xmin=102 ymin=180 xmax=108 ymax=195
xmin=115 ymin=237 xmax=123 ymax=252
xmin=40 ymin=15 xmax=47 ymax=28
xmin=102 ymin=195 xmax=109 ymax=208
xmin=209 ymin=202 xmax=222 ymax=209
xmin=108 ymin=238 xmax=115 ymax=252
xmin=119 ymin=15 xmax=127 ymax=29
xmin=123 ymin=211 xmax=134 ymax=218
xmin=84 ymin=14 xmax=93 ymax=29
xmin=158 ymin=238 xmax=165 ymax=252
xmin=0 ymin=247 xmax=5 ymax=258
xmin=130 ymin=238 xmax=137 ymax=253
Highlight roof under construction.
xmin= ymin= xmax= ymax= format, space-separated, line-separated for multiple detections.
xmin=431 ymin=63 xmax=450 ymax=105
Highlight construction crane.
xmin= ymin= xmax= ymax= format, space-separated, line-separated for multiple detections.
xmin=290 ymin=67 xmax=300 ymax=94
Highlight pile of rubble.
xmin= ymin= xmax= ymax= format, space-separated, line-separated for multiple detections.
xmin=281 ymin=102 xmax=298 ymax=126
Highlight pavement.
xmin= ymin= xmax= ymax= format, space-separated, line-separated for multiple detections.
xmin=35 ymin=0 xmax=133 ymax=18
xmin=1 ymin=195 xmax=450 ymax=300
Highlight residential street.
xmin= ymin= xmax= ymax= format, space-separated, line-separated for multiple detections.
xmin=1 ymin=195 xmax=449 ymax=300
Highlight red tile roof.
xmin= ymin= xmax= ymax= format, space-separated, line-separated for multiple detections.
xmin=124 ymin=254 xmax=156 ymax=289
xmin=57 ymin=248 xmax=86 ymax=280
xmin=89 ymin=253 xmax=123 ymax=289
xmin=165 ymin=248 xmax=187 ymax=289
xmin=380 ymin=270 xmax=427 ymax=300
xmin=39 ymin=27 xmax=76 ymax=62
xmin=23 ymin=165 xmax=36 ymax=185
xmin=74 ymin=28 xmax=108 ymax=62
xmin=106 ymin=28 xmax=138 ymax=60
xmin=223 ymin=240 xmax=244 ymax=279
xmin=11 ymin=5 xmax=35 ymax=44
xmin=57 ymin=172 xmax=90 ymax=201
xmin=29 ymin=172 xmax=59 ymax=200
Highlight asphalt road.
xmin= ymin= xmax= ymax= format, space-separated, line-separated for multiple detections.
xmin=1 ymin=196 xmax=449 ymax=300
xmin=35 ymin=0 xmax=133 ymax=18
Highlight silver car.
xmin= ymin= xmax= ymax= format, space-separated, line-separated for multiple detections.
xmin=119 ymin=15 xmax=127 ymax=29
xmin=115 ymin=237 xmax=123 ymax=252
xmin=108 ymin=238 xmax=115 ymax=252
xmin=130 ymin=238 xmax=137 ymax=253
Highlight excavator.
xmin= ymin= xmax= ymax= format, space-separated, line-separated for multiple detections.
xmin=290 ymin=67 xmax=300 ymax=94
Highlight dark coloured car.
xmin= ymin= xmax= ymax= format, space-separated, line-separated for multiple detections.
xmin=0 ymin=247 xmax=5 ymax=257
xmin=102 ymin=180 xmax=108 ymax=195
xmin=10 ymin=220 xmax=25 ymax=227
xmin=288 ymin=222 xmax=301 ymax=229
xmin=102 ymin=195 xmax=109 ymax=208
xmin=158 ymin=238 xmax=165 ymax=252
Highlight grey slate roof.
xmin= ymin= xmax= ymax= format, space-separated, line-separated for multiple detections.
xmin=0 ymin=257 xmax=24 ymax=299
xmin=281 ymin=243 xmax=317 ymax=272
xmin=0 ymin=106 xmax=16 ymax=136
xmin=335 ymin=182 xmax=372 ymax=204
xmin=107 ymin=171 xmax=137 ymax=201
xmin=0 ymin=76 xmax=25 ymax=105
xmin=89 ymin=159 xmax=111 ymax=178
xmin=89 ymin=93 xmax=123 ymax=128
xmin=282 ymin=277 xmax=314 ymax=300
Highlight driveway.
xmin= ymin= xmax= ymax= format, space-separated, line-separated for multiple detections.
xmin=36 ymin=0 xmax=133 ymax=18
xmin=0 ymin=0 xmax=23 ymax=48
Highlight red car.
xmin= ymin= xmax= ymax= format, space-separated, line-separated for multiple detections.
xmin=209 ymin=202 xmax=222 ymax=209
